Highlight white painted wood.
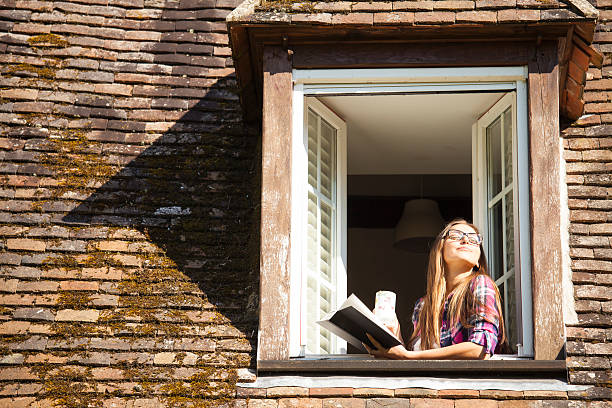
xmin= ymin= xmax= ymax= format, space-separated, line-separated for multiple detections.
xmin=302 ymin=82 xmax=516 ymax=95
xmin=291 ymin=97 xmax=347 ymax=355
xmin=238 ymin=375 xmax=587 ymax=392
xmin=474 ymin=90 xmax=532 ymax=357
xmin=291 ymin=66 xmax=532 ymax=358
xmin=290 ymin=84 xmax=306 ymax=357
xmin=516 ymin=79 xmax=534 ymax=357
xmin=293 ymin=66 xmax=529 ymax=84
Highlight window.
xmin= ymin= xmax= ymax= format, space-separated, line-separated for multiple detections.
xmin=256 ymin=41 xmax=565 ymax=364
xmin=289 ymin=68 xmax=534 ymax=358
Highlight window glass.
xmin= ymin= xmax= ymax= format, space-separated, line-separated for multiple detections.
xmin=486 ymin=106 xmax=517 ymax=354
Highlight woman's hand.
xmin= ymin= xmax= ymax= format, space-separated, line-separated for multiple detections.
xmin=372 ymin=309 xmax=403 ymax=342
xmin=363 ymin=333 xmax=417 ymax=360
xmin=363 ymin=334 xmax=489 ymax=360
xmin=383 ymin=316 xmax=402 ymax=339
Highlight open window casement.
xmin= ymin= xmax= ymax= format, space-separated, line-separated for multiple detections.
xmin=473 ymin=92 xmax=533 ymax=357
xmin=290 ymin=97 xmax=347 ymax=357
xmin=289 ymin=68 xmax=535 ymax=359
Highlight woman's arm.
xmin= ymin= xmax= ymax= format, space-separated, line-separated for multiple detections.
xmin=364 ymin=333 xmax=488 ymax=360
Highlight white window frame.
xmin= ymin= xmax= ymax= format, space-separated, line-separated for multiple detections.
xmin=289 ymin=67 xmax=533 ymax=358
xmin=473 ymin=91 xmax=533 ymax=357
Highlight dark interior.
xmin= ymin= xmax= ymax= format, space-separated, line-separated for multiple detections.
xmin=347 ymin=174 xmax=472 ymax=351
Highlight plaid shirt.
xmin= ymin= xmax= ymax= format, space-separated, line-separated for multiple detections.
xmin=411 ymin=274 xmax=502 ymax=355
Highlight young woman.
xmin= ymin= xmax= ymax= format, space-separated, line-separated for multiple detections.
xmin=364 ymin=219 xmax=508 ymax=360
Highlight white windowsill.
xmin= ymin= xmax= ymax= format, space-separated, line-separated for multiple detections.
xmin=238 ymin=374 xmax=588 ymax=392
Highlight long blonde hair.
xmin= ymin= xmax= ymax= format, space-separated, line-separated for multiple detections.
xmin=408 ymin=219 xmax=507 ymax=351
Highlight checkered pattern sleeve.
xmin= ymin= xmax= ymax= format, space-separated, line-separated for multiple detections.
xmin=467 ymin=275 xmax=501 ymax=355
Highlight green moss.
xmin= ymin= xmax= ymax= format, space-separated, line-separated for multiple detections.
xmin=6 ymin=106 xmax=256 ymax=405
xmin=41 ymin=253 xmax=81 ymax=271
xmin=51 ymin=322 xmax=105 ymax=337
xmin=159 ymin=369 xmax=238 ymax=408
xmin=27 ymin=33 xmax=69 ymax=48
xmin=6 ymin=63 xmax=56 ymax=79
xmin=34 ymin=366 xmax=102 ymax=408
xmin=56 ymin=291 xmax=93 ymax=310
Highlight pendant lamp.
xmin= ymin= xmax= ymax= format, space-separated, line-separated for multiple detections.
xmin=393 ymin=198 xmax=445 ymax=253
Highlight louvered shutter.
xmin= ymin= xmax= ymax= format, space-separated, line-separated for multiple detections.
xmin=304 ymin=107 xmax=338 ymax=355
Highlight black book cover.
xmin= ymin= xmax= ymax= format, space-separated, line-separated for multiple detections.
xmin=317 ymin=294 xmax=401 ymax=351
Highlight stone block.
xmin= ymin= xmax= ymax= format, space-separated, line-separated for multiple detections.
xmin=523 ymin=390 xmax=568 ymax=399
xmin=394 ymin=389 xmax=437 ymax=398
xmin=13 ymin=307 xmax=54 ymax=321
xmin=310 ymin=388 xmax=354 ymax=397
xmin=322 ymin=399 xmax=366 ymax=408
xmin=410 ymin=399 xmax=453 ymax=408
xmin=278 ymin=398 xmax=323 ymax=408
xmin=374 ymin=12 xmax=415 ymax=24
xmin=248 ymin=400 xmax=278 ymax=408
xmin=331 ymin=13 xmax=374 ymax=25
xmin=237 ymin=387 xmax=267 ymax=398
xmin=291 ymin=13 xmax=333 ymax=24
xmin=55 ymin=309 xmax=99 ymax=322
xmin=366 ymin=398 xmax=410 ymax=407
xmin=456 ymin=10 xmax=497 ymax=22
xmin=267 ymin=387 xmax=309 ymax=397
xmin=59 ymin=280 xmax=100 ymax=291
xmin=393 ymin=1 xmax=434 ymax=10
xmin=6 ymin=239 xmax=45 ymax=251
xmin=456 ymin=399 xmax=497 ymax=408
xmin=414 ymin=11 xmax=455 ymax=24
xmin=353 ymin=389 xmax=394 ymax=398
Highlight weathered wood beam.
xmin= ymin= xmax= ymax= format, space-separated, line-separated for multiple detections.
xmin=291 ymin=42 xmax=535 ymax=68
xmin=258 ymin=45 xmax=293 ymax=361
xmin=528 ymin=41 xmax=565 ymax=361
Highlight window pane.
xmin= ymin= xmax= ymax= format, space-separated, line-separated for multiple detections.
xmin=488 ymin=201 xmax=503 ymax=280
xmin=505 ymin=191 xmax=514 ymax=272
xmin=506 ymin=272 xmax=518 ymax=354
xmin=503 ymin=108 xmax=513 ymax=187
xmin=484 ymin=100 xmax=519 ymax=355
xmin=487 ymin=117 xmax=502 ymax=199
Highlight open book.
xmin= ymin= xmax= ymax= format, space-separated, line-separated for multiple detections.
xmin=317 ymin=293 xmax=402 ymax=352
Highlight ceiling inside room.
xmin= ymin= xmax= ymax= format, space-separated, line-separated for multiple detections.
xmin=319 ymin=92 xmax=506 ymax=175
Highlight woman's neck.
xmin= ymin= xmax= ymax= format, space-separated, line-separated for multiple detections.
xmin=445 ymin=263 xmax=474 ymax=294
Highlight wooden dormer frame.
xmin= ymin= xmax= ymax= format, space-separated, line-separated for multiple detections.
xmin=227 ymin=10 xmax=601 ymax=366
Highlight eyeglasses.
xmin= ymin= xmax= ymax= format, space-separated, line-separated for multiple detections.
xmin=445 ymin=229 xmax=483 ymax=246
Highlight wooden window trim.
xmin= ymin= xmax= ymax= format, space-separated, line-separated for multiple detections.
xmin=257 ymin=358 xmax=567 ymax=376
xmin=258 ymin=40 xmax=564 ymax=364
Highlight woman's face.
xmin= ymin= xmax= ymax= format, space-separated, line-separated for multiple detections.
xmin=442 ymin=223 xmax=481 ymax=269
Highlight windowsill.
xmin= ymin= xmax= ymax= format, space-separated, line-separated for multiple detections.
xmin=240 ymin=356 xmax=580 ymax=392
xmin=257 ymin=355 xmax=566 ymax=376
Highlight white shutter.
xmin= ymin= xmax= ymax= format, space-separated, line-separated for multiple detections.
xmin=304 ymin=108 xmax=337 ymax=354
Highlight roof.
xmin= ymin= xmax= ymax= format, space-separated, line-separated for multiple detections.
xmin=228 ymin=0 xmax=598 ymax=26
xmin=226 ymin=0 xmax=601 ymax=121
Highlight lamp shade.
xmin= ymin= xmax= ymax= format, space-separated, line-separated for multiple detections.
xmin=394 ymin=199 xmax=445 ymax=253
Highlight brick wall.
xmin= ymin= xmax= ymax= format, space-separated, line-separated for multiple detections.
xmin=0 ymin=0 xmax=260 ymax=406
xmin=562 ymin=2 xmax=612 ymax=394
xmin=0 ymin=0 xmax=610 ymax=407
